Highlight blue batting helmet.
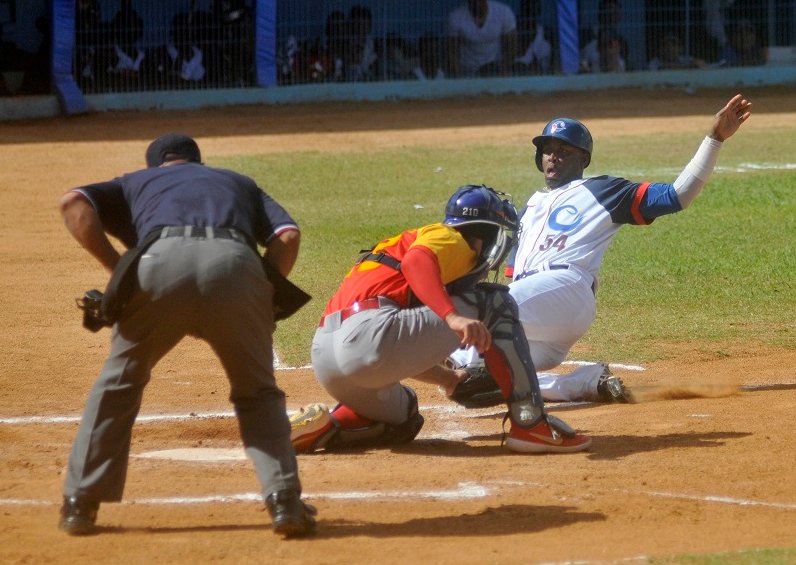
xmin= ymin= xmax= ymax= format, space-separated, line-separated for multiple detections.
xmin=532 ymin=118 xmax=593 ymax=172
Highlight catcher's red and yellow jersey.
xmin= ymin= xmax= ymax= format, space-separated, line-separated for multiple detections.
xmin=324 ymin=223 xmax=477 ymax=315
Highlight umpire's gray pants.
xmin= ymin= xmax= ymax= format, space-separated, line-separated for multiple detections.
xmin=64 ymin=236 xmax=300 ymax=502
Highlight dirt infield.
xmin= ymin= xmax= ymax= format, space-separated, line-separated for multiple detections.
xmin=1 ymin=86 xmax=795 ymax=564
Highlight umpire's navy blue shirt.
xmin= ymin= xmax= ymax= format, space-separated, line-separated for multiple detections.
xmin=74 ymin=162 xmax=298 ymax=249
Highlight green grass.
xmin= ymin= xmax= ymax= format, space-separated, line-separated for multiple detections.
xmin=212 ymin=126 xmax=796 ymax=368
xmin=209 ymin=117 xmax=796 ymax=565
xmin=650 ymin=546 xmax=796 ymax=564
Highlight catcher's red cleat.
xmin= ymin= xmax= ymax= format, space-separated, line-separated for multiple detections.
xmin=505 ymin=417 xmax=592 ymax=454
xmin=290 ymin=403 xmax=335 ymax=453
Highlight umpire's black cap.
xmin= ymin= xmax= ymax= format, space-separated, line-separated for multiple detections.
xmin=145 ymin=133 xmax=202 ymax=168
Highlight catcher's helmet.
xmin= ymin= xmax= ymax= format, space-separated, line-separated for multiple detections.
xmin=532 ymin=118 xmax=593 ymax=172
xmin=444 ymin=185 xmax=518 ymax=271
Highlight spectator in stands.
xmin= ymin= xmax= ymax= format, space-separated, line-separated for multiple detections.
xmin=648 ymin=30 xmax=710 ymax=70
xmin=447 ymin=0 xmax=518 ymax=77
xmin=108 ymin=0 xmax=145 ymax=83
xmin=515 ymin=22 xmax=552 ymax=74
xmin=580 ymin=0 xmax=629 ymax=73
xmin=1 ymin=4 xmax=50 ymax=95
xmin=0 ymin=39 xmax=22 ymax=95
xmin=211 ymin=0 xmax=254 ymax=87
xmin=21 ymin=14 xmax=51 ymax=94
xmin=166 ymin=2 xmax=210 ymax=83
xmin=382 ymin=33 xmax=421 ymax=81
xmin=703 ymin=0 xmax=729 ymax=52
xmin=599 ymin=31 xmax=626 ymax=72
xmin=416 ymin=34 xmax=446 ymax=80
xmin=309 ymin=10 xmax=348 ymax=82
xmin=721 ymin=18 xmax=765 ymax=66
xmin=346 ymin=5 xmax=378 ymax=81
xmin=515 ymin=0 xmax=552 ymax=74
xmin=276 ymin=35 xmax=301 ymax=84
xmin=75 ymin=0 xmax=104 ymax=90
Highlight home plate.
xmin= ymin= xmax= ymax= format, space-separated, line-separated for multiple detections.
xmin=135 ymin=448 xmax=247 ymax=462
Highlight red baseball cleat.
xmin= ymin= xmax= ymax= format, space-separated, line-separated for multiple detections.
xmin=505 ymin=416 xmax=592 ymax=454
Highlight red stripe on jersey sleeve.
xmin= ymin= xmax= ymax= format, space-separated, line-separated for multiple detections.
xmin=631 ymin=182 xmax=652 ymax=225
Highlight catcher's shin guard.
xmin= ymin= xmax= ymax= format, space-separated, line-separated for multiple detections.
xmin=461 ymin=283 xmax=545 ymax=426
xmin=458 ymin=285 xmax=591 ymax=453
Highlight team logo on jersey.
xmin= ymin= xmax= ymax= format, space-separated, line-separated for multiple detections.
xmin=548 ymin=204 xmax=582 ymax=231
xmin=549 ymin=120 xmax=567 ymax=134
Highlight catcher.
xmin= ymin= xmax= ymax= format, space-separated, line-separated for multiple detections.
xmin=290 ymin=185 xmax=591 ymax=454
xmin=447 ymin=93 xmax=753 ymax=408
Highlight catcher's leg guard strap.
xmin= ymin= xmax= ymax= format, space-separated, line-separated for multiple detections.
xmin=461 ymin=285 xmax=545 ymax=426
xmin=546 ymin=413 xmax=577 ymax=438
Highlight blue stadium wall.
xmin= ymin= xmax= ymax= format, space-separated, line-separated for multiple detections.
xmin=1 ymin=0 xmax=795 ymax=120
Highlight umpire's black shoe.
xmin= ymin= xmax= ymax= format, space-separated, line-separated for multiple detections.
xmin=265 ymin=489 xmax=317 ymax=538
xmin=58 ymin=496 xmax=99 ymax=536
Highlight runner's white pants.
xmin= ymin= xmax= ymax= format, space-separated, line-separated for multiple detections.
xmin=449 ymin=265 xmax=600 ymax=402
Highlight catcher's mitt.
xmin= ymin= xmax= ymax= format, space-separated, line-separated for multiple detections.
xmin=449 ymin=366 xmax=504 ymax=409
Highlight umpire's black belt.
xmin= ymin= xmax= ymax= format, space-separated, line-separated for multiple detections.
xmin=158 ymin=226 xmax=255 ymax=249
xmin=514 ymin=264 xmax=569 ymax=281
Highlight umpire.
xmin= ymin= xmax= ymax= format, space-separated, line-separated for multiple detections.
xmin=57 ymin=133 xmax=317 ymax=538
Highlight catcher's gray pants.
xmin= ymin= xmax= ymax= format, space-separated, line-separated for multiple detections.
xmin=311 ymin=286 xmax=544 ymax=426
xmin=64 ymin=236 xmax=300 ymax=502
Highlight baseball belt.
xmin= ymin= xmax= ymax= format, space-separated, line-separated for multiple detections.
xmin=514 ymin=264 xmax=569 ymax=281
xmin=158 ymin=225 xmax=254 ymax=249
xmin=319 ymin=296 xmax=395 ymax=328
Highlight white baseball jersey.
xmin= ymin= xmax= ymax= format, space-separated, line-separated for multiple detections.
xmin=512 ymin=175 xmax=681 ymax=282
xmin=451 ymin=138 xmax=724 ymax=401
xmin=452 ymin=174 xmax=682 ymax=373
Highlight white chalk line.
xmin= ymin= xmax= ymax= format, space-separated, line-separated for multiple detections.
xmin=0 ymin=358 xmax=633 ymax=425
xmin=561 ymin=360 xmax=645 ymax=371
xmin=612 ymin=162 xmax=796 ymax=178
xmin=276 ymin=361 xmax=648 ymax=372
xmin=637 ymin=490 xmax=796 ymax=511
xmin=4 ymin=484 xmax=794 ymax=511
xmin=0 ymin=481 xmax=522 ymax=507
xmin=0 ymin=402 xmax=592 ymax=426
xmin=5 ymin=362 xmax=794 ymax=510
xmin=4 ymin=381 xmax=793 ymax=425
xmin=536 ymin=558 xmax=650 ymax=565
xmin=0 ymin=411 xmax=238 ymax=425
